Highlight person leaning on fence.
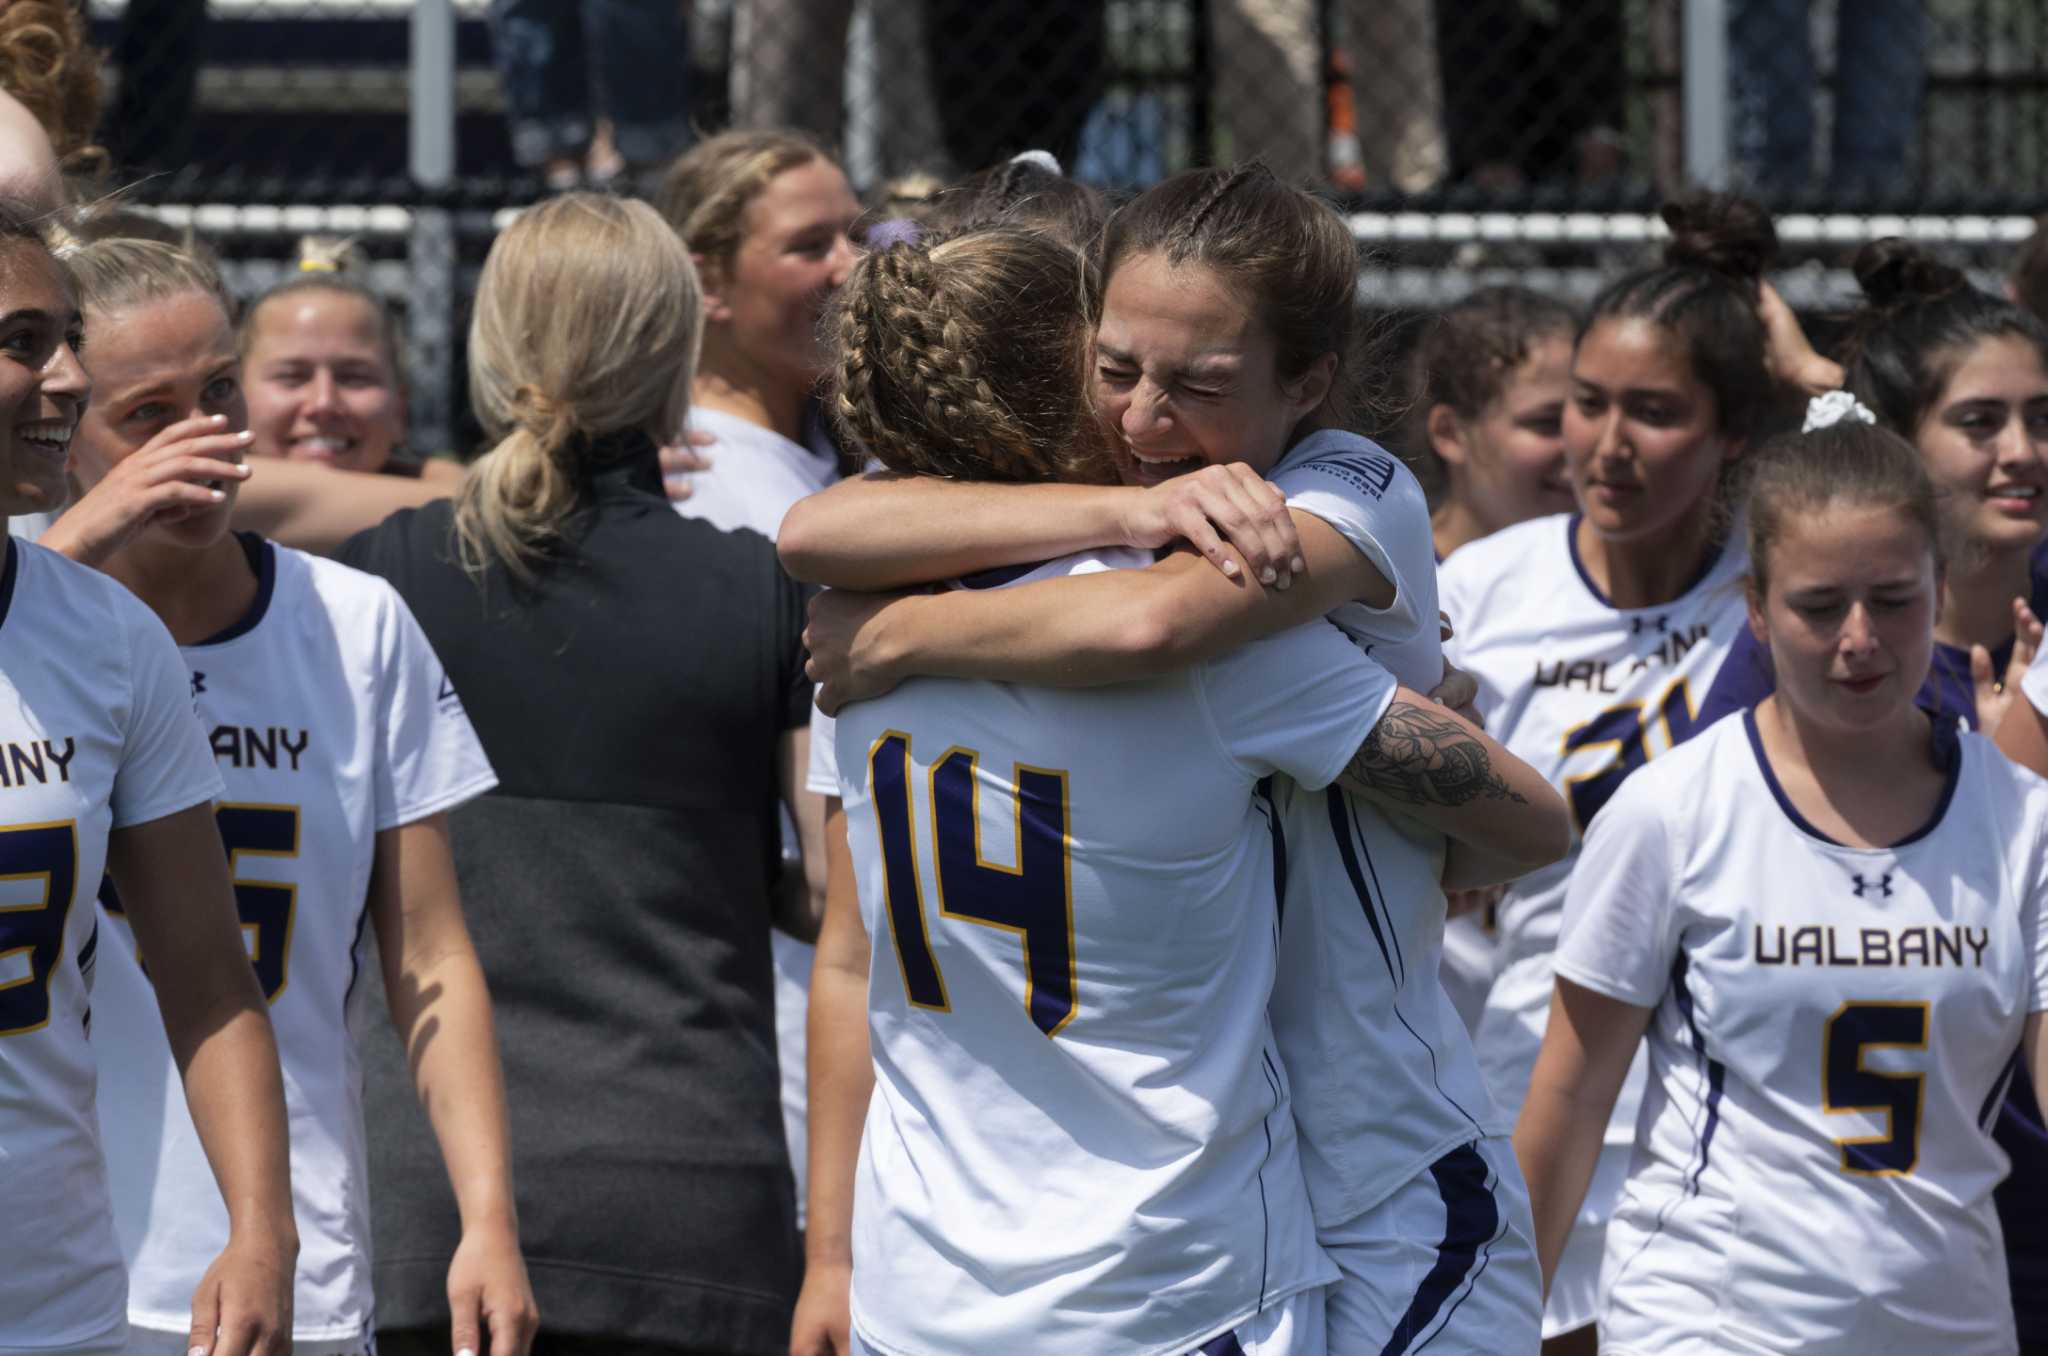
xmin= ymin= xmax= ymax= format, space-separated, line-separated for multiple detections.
xmin=333 ymin=193 xmax=817 ymax=1356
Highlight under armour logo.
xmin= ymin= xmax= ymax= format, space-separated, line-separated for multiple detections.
xmin=190 ymin=671 xmax=207 ymax=697
xmin=1851 ymin=873 xmax=1894 ymax=898
xmin=1630 ymin=615 xmax=1670 ymax=636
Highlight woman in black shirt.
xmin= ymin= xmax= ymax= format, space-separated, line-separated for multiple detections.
xmin=340 ymin=193 xmax=816 ymax=1356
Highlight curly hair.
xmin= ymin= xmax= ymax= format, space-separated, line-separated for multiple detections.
xmin=830 ymin=229 xmax=1111 ymax=486
xmin=0 ymin=1 xmax=103 ymax=173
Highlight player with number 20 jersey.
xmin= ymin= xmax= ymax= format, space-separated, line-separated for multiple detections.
xmin=835 ymin=547 xmax=1399 ymax=1356
xmin=93 ymin=538 xmax=496 ymax=1350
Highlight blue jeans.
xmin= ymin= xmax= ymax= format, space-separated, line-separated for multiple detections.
xmin=488 ymin=0 xmax=692 ymax=168
xmin=1731 ymin=0 xmax=1926 ymax=188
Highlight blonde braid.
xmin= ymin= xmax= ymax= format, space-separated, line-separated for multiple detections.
xmin=828 ymin=230 xmax=1111 ymax=486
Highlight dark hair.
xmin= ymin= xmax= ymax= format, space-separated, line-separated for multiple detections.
xmin=1408 ymin=286 xmax=1574 ymax=496
xmin=1843 ymin=237 xmax=2048 ymax=435
xmin=1098 ymin=163 xmax=1375 ymax=431
xmin=1580 ymin=191 xmax=1776 ymax=441
xmin=1743 ymin=420 xmax=1944 ymax=602
xmin=2011 ymin=216 xmax=2048 ymax=324
xmin=924 ymin=155 xmax=1108 ymax=257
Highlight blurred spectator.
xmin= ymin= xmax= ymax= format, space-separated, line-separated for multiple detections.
xmin=730 ymin=0 xmax=853 ymax=146
xmin=1731 ymin=0 xmax=1927 ymax=191
xmin=922 ymin=0 xmax=1104 ymax=172
xmin=2012 ymin=216 xmax=2048 ymax=323
xmin=487 ymin=0 xmax=692 ymax=187
xmin=107 ymin=0 xmax=201 ymax=170
xmin=341 ymin=194 xmax=814 ymax=1355
xmin=1437 ymin=0 xmax=1627 ymax=191
xmin=1209 ymin=0 xmax=1445 ymax=192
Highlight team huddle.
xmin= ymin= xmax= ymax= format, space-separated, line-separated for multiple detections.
xmin=4 ymin=135 xmax=2048 ymax=1356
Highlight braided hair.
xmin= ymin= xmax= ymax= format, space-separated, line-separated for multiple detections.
xmin=830 ymin=229 xmax=1111 ymax=486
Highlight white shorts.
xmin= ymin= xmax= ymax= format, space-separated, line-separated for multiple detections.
xmin=1319 ymin=1137 xmax=1540 ymax=1356
xmin=849 ymin=1288 xmax=1326 ymax=1356
xmin=124 ymin=1325 xmax=375 ymax=1356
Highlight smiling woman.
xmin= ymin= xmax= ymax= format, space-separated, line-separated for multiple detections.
xmin=35 ymin=235 xmax=535 ymax=1356
xmin=0 ymin=207 xmax=297 ymax=1356
xmin=240 ymin=240 xmax=409 ymax=476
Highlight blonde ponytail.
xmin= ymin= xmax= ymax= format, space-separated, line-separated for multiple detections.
xmin=454 ymin=193 xmax=702 ymax=581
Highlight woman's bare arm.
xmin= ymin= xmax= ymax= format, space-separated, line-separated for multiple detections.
xmin=369 ymin=816 xmax=537 ymax=1356
xmin=1337 ymin=690 xmax=1570 ymax=878
xmin=778 ymin=465 xmax=1305 ymax=592
xmin=108 ymin=804 xmax=296 ymax=1356
xmin=230 ymin=457 xmax=452 ymax=555
xmin=1514 ymin=980 xmax=1652 ymax=1296
xmin=805 ymin=516 xmax=1392 ymax=713
xmin=790 ymin=802 xmax=871 ymax=1356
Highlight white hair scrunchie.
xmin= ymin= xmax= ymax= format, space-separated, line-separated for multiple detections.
xmin=1009 ymin=149 xmax=1063 ymax=175
xmin=1803 ymin=390 xmax=1878 ymax=433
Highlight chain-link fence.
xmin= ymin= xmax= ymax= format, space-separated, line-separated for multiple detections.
xmin=68 ymin=0 xmax=2048 ymax=450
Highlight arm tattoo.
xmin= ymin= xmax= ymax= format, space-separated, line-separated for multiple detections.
xmin=1344 ymin=700 xmax=1527 ymax=807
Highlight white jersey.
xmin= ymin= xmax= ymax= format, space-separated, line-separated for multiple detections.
xmin=7 ymin=509 xmax=55 ymax=541
xmin=2025 ymin=639 xmax=2048 ymax=721
xmin=1260 ymin=432 xmax=1510 ymax=1227
xmin=0 ymin=539 xmax=223 ymax=1352
xmin=836 ymin=548 xmax=1394 ymax=1356
xmin=673 ymin=405 xmax=838 ymax=1229
xmin=676 ymin=406 xmax=840 ymax=540
xmin=1557 ymin=714 xmax=2048 ymax=1355
xmin=1438 ymin=514 xmax=1754 ymax=1138
xmin=93 ymin=539 xmax=497 ymax=1340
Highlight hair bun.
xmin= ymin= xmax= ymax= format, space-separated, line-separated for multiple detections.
xmin=1660 ymin=190 xmax=1778 ymax=283
xmin=1852 ymin=237 xmax=1966 ymax=308
xmin=294 ymin=234 xmax=368 ymax=276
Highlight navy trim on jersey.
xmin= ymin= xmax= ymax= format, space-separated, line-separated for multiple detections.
xmin=1257 ymin=777 xmax=1288 ymax=930
xmin=0 ymin=535 xmax=16 ymax=633
xmin=1324 ymin=785 xmax=1487 ymax=1137
xmin=1347 ymin=796 xmax=1407 ymax=982
xmin=1669 ymin=952 xmax=1725 ymax=1195
xmin=1742 ymin=708 xmax=1962 ymax=848
xmin=1982 ymin=1049 xmax=2022 ymax=1133
xmin=1563 ymin=513 xmax=1727 ymax=612
xmin=192 ymin=532 xmax=277 ymax=647
xmin=1328 ymin=787 xmax=1399 ymax=981
xmin=1379 ymin=1142 xmax=1500 ymax=1356
xmin=1255 ymin=1048 xmax=1283 ymax=1306
xmin=1191 ymin=1331 xmax=1248 ymax=1356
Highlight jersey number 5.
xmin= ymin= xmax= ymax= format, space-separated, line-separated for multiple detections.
xmin=103 ymin=804 xmax=300 ymax=1004
xmin=0 ymin=821 xmax=79 ymax=1037
xmin=870 ymin=731 xmax=1078 ymax=1038
xmin=1823 ymin=1000 xmax=1928 ymax=1176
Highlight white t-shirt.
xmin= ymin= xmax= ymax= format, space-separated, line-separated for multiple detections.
xmin=673 ymin=403 xmax=839 ymax=1230
xmin=0 ymin=539 xmax=224 ymax=1352
xmin=93 ymin=539 xmax=497 ymax=1339
xmin=2023 ymin=641 xmax=2048 ymax=722
xmin=1557 ymin=713 xmax=2048 ymax=1355
xmin=1260 ymin=432 xmax=1509 ymax=1227
xmin=675 ymin=406 xmax=840 ymax=541
xmin=6 ymin=510 xmax=55 ymax=541
xmin=835 ymin=547 xmax=1391 ymax=1355
xmin=1438 ymin=514 xmax=1753 ymax=1141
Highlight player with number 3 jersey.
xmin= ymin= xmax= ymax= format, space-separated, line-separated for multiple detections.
xmin=36 ymin=236 xmax=537 ymax=1356
xmin=1517 ymin=423 xmax=2048 ymax=1354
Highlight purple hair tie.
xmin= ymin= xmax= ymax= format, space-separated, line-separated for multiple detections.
xmin=865 ymin=217 xmax=923 ymax=249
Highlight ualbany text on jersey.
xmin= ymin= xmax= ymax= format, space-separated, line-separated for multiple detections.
xmin=1755 ymin=924 xmax=1991 ymax=968
xmin=1533 ymin=624 xmax=1711 ymax=693
xmin=0 ymin=737 xmax=75 ymax=787
xmin=209 ymin=724 xmax=311 ymax=771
